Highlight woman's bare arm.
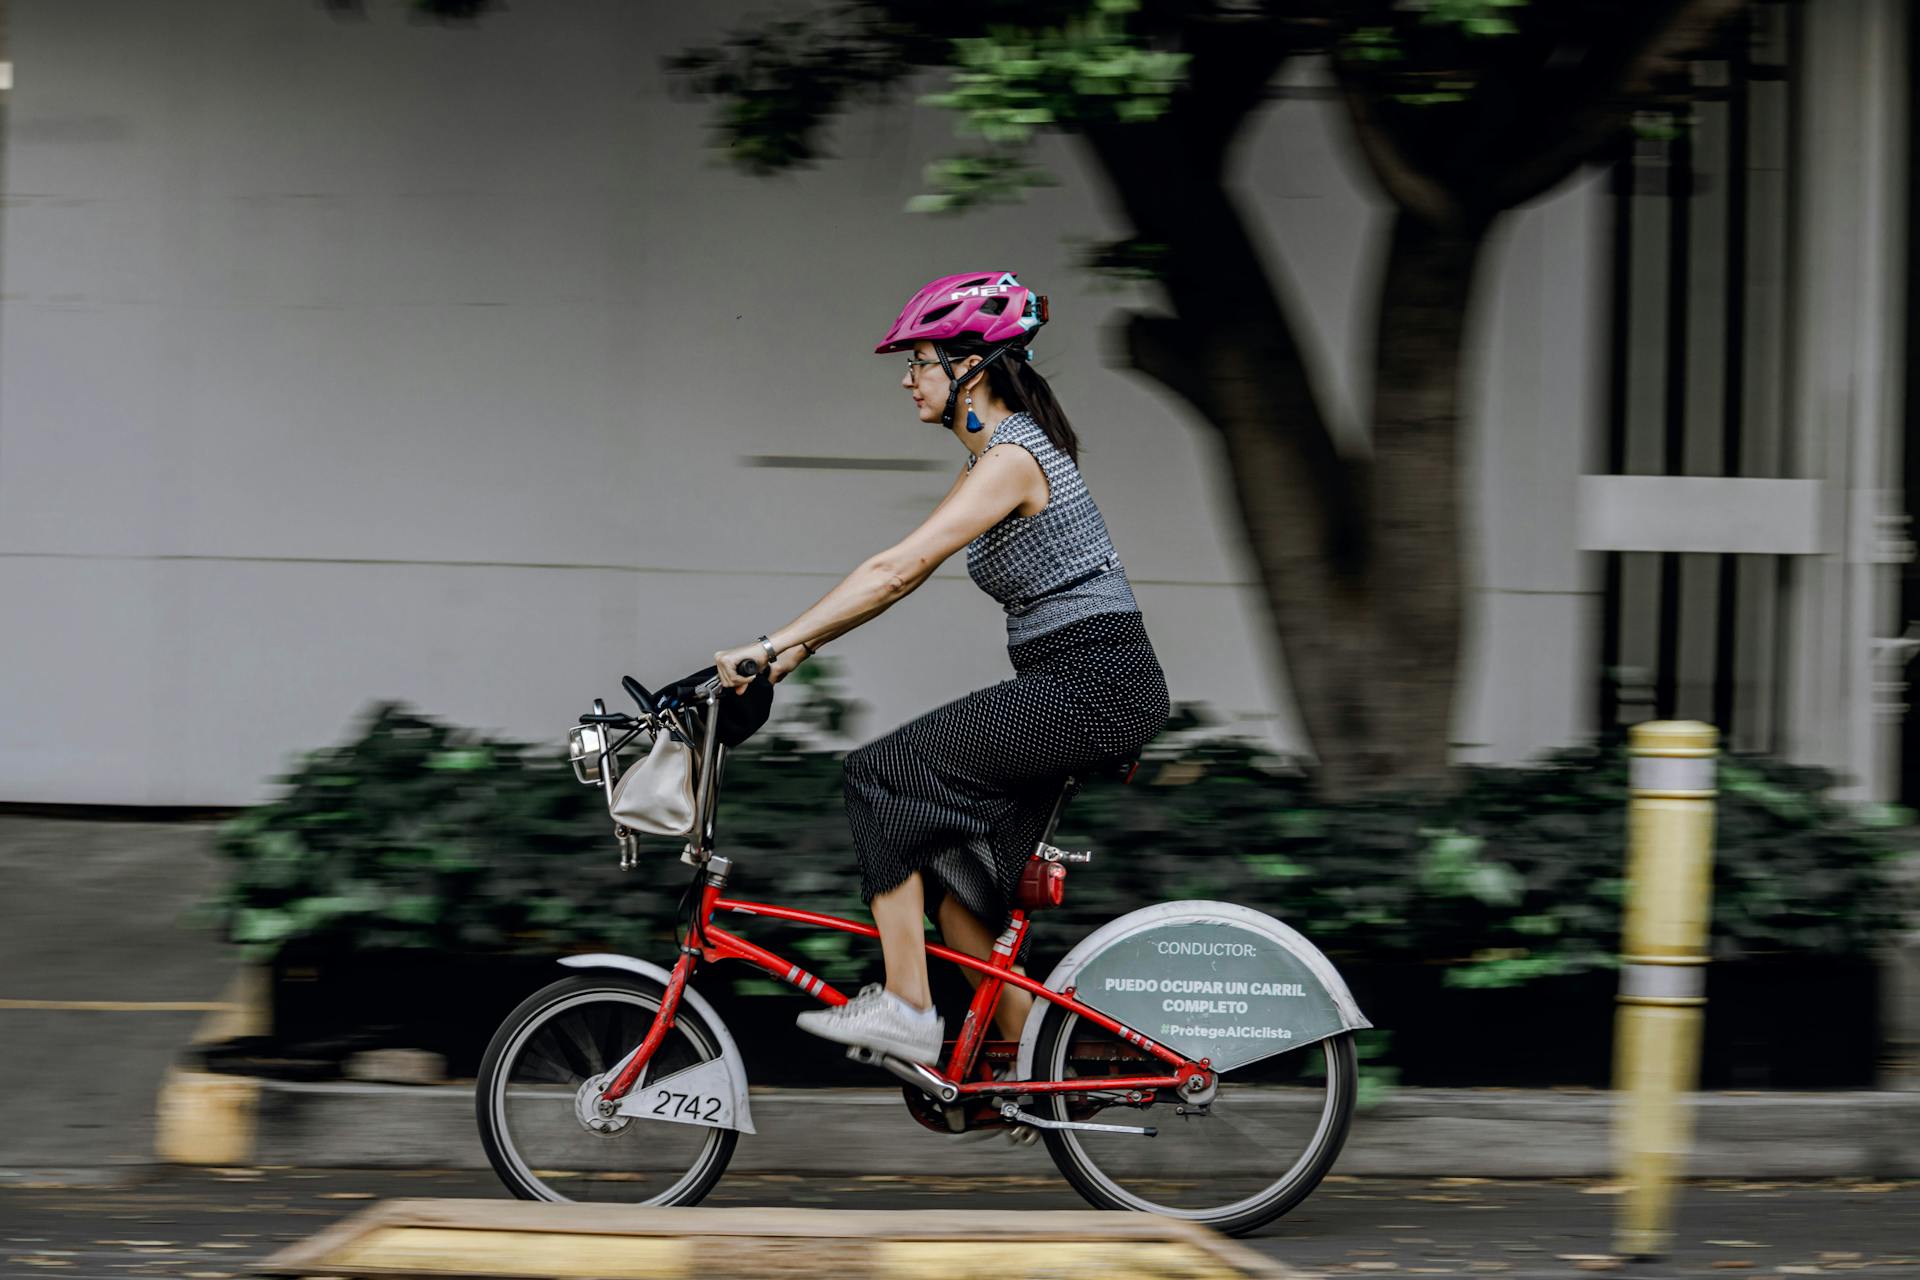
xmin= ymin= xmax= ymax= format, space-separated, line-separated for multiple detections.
xmin=710 ymin=446 xmax=1045 ymax=692
xmin=768 ymin=447 xmax=1038 ymax=653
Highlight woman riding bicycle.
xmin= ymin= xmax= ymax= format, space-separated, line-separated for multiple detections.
xmin=713 ymin=272 xmax=1169 ymax=1066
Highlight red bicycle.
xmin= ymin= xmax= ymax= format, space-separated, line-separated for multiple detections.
xmin=476 ymin=670 xmax=1369 ymax=1236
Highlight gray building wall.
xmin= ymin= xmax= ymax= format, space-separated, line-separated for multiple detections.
xmin=0 ymin=0 xmax=1600 ymax=806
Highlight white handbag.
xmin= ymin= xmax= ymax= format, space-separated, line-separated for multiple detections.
xmin=608 ymin=729 xmax=697 ymax=836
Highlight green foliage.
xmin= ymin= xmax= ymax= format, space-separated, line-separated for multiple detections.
xmin=1074 ymin=236 xmax=1172 ymax=287
xmin=915 ymin=0 xmax=1189 ymax=215
xmin=1334 ymin=0 xmax=1528 ymax=102
xmin=1406 ymin=0 xmax=1529 ymax=38
xmin=208 ymin=702 xmax=666 ymax=963
xmin=208 ymin=675 xmax=1914 ymax=1016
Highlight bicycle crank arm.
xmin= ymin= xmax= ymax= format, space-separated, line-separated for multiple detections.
xmin=1000 ymin=1103 xmax=1156 ymax=1138
xmin=846 ymin=1045 xmax=960 ymax=1104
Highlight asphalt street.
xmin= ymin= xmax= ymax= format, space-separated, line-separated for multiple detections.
xmin=0 ymin=1169 xmax=1913 ymax=1278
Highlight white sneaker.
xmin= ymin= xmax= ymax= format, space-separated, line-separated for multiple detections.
xmin=796 ymin=984 xmax=944 ymax=1063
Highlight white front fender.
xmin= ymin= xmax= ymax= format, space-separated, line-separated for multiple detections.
xmin=559 ymin=953 xmax=755 ymax=1134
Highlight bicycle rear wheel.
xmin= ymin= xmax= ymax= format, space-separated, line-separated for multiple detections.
xmin=476 ymin=973 xmax=737 ymax=1205
xmin=1032 ymin=1004 xmax=1355 ymax=1236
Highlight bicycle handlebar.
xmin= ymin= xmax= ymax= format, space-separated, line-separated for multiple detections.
xmin=621 ymin=675 xmax=654 ymax=711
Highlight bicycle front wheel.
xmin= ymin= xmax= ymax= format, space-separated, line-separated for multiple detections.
xmin=1033 ymin=1005 xmax=1356 ymax=1236
xmin=476 ymin=973 xmax=737 ymax=1205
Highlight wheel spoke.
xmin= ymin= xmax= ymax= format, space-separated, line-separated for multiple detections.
xmin=1039 ymin=1011 xmax=1354 ymax=1233
xmin=512 ymin=1037 xmax=579 ymax=1086
xmin=480 ymin=980 xmax=734 ymax=1208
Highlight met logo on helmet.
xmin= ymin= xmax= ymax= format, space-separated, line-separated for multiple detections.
xmin=950 ymin=285 xmax=1016 ymax=299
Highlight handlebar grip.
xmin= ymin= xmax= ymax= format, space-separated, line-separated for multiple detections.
xmin=734 ymin=658 xmax=760 ymax=678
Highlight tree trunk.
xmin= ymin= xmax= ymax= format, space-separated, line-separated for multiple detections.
xmin=1366 ymin=211 xmax=1486 ymax=789
xmin=1082 ymin=117 xmax=1414 ymax=798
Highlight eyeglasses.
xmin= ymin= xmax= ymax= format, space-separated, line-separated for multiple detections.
xmin=904 ymin=357 xmax=946 ymax=379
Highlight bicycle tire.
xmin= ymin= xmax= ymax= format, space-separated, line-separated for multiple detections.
xmin=476 ymin=973 xmax=738 ymax=1206
xmin=1033 ymin=1002 xmax=1356 ymax=1236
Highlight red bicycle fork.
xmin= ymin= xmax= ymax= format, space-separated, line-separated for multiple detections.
xmin=599 ymin=878 xmax=1213 ymax=1105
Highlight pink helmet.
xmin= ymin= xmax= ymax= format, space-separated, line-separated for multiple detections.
xmin=874 ymin=271 xmax=1049 ymax=354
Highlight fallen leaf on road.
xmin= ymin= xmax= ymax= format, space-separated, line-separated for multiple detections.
xmin=316 ymin=1192 xmax=374 ymax=1200
xmin=1351 ymin=1264 xmax=1398 ymax=1272
xmin=1818 ymin=1254 xmax=1862 ymax=1262
xmin=1580 ymin=1183 xmax=1630 ymax=1195
xmin=1707 ymin=1241 xmax=1769 ymax=1248
xmin=1558 ymin=1256 xmax=1622 ymax=1272
xmin=1773 ymin=1268 xmax=1822 ymax=1275
xmin=11 ymin=1261 xmax=73 ymax=1269
xmin=1709 ymin=1262 xmax=1754 ymax=1270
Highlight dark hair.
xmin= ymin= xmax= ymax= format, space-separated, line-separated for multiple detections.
xmin=937 ymin=335 xmax=1080 ymax=465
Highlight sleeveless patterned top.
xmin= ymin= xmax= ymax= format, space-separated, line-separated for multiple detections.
xmin=963 ymin=412 xmax=1140 ymax=645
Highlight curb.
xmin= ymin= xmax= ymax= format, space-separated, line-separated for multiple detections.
xmin=152 ymin=970 xmax=272 ymax=1166
xmin=183 ymin=1080 xmax=1920 ymax=1178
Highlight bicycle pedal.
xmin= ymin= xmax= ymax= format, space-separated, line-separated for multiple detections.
xmin=846 ymin=1045 xmax=959 ymax=1104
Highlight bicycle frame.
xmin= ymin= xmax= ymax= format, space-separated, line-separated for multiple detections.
xmin=580 ymin=680 xmax=1208 ymax=1113
xmin=595 ymin=873 xmax=1212 ymax=1107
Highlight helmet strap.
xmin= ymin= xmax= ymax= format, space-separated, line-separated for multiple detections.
xmin=934 ymin=342 xmax=1019 ymax=432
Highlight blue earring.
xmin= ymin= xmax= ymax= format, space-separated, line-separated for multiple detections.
xmin=964 ymin=391 xmax=984 ymax=434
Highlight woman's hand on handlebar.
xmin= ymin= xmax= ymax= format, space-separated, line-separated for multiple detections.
xmin=713 ymin=640 xmax=807 ymax=693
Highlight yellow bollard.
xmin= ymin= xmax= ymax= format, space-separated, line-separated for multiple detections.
xmin=1612 ymin=721 xmax=1718 ymax=1260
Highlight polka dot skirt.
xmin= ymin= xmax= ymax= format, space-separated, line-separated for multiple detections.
xmin=842 ymin=611 xmax=1170 ymax=945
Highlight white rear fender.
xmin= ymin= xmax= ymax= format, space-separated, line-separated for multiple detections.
xmin=558 ymin=953 xmax=755 ymax=1134
xmin=1015 ymin=901 xmax=1370 ymax=1080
